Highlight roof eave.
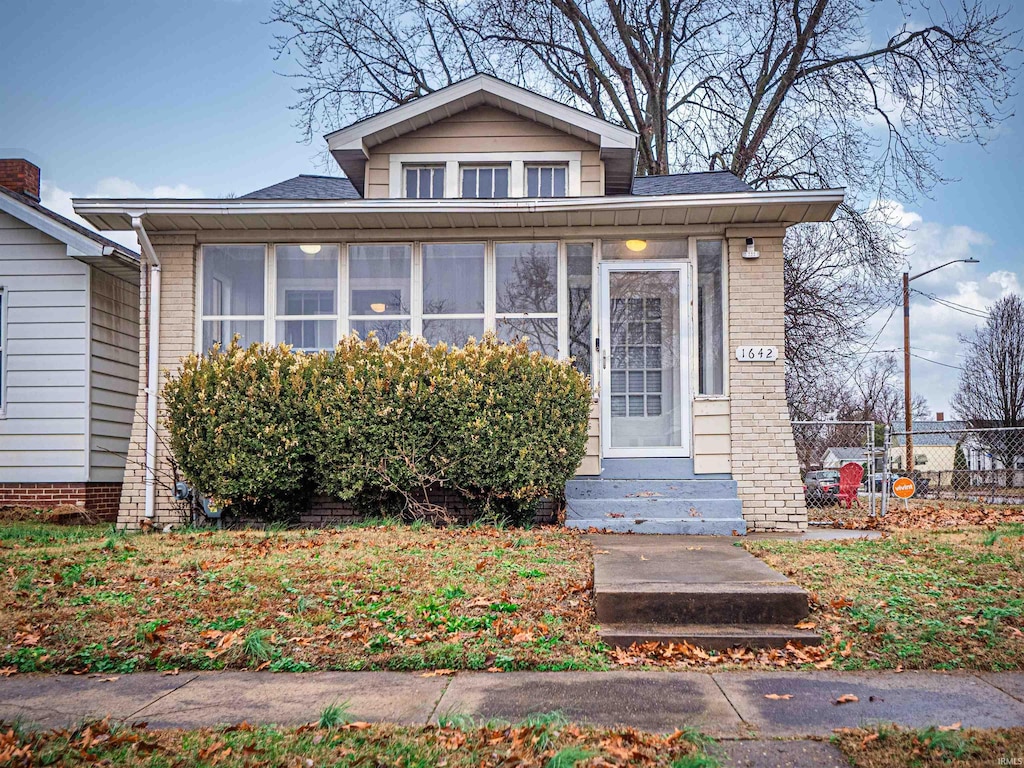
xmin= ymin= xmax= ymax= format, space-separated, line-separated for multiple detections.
xmin=73 ymin=188 xmax=845 ymax=232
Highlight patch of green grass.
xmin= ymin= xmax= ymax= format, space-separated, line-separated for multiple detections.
xmin=318 ymin=700 xmax=351 ymax=729
xmin=548 ymin=746 xmax=596 ymax=767
xmin=242 ymin=629 xmax=274 ymax=662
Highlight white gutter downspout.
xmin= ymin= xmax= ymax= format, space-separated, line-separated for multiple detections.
xmin=131 ymin=216 xmax=161 ymax=520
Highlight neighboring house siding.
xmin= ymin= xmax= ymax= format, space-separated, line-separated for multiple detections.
xmin=364 ymin=105 xmax=604 ymax=198
xmin=0 ymin=210 xmax=89 ymax=482
xmin=89 ymin=269 xmax=140 ymax=482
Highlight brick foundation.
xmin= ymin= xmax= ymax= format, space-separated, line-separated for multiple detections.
xmin=0 ymin=482 xmax=122 ymax=521
xmin=298 ymin=493 xmax=559 ymax=528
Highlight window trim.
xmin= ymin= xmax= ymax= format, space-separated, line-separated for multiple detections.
xmin=403 ymin=164 xmax=446 ymax=199
xmin=196 ymin=244 xmax=268 ymax=353
xmin=691 ymin=237 xmax=729 ymax=399
xmin=524 ymin=163 xmax=569 ymax=198
xmin=389 ymin=152 xmax=582 ymax=198
xmin=460 ymin=164 xmax=511 ymax=199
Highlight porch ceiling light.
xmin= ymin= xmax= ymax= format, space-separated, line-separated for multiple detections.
xmin=299 ymin=244 xmax=322 ymax=255
xmin=370 ymin=302 xmax=387 ymax=313
xmin=626 ymin=239 xmax=648 ymax=252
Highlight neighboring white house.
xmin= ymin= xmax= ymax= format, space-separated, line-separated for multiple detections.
xmin=0 ymin=159 xmax=140 ymax=519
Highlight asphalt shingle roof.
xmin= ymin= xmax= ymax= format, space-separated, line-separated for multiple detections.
xmin=241 ymin=171 xmax=754 ymax=200
xmin=630 ymin=171 xmax=752 ymax=196
xmin=240 ymin=175 xmax=361 ymax=200
xmin=0 ymin=185 xmax=138 ymax=258
xmin=893 ymin=420 xmax=973 ymax=446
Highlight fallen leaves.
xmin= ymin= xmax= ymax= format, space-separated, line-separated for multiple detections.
xmin=764 ymin=693 xmax=794 ymax=700
xmin=610 ymin=640 xmax=836 ymax=669
xmin=834 ymin=693 xmax=859 ymax=705
xmin=420 ymin=669 xmax=456 ymax=677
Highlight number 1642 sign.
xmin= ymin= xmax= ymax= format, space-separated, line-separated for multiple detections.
xmin=735 ymin=346 xmax=778 ymax=362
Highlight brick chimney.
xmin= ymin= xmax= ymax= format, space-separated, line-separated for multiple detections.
xmin=936 ymin=412 xmax=944 ymax=422
xmin=0 ymin=159 xmax=41 ymax=201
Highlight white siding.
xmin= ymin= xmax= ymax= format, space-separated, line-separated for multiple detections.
xmin=0 ymin=210 xmax=88 ymax=482
xmin=89 ymin=269 xmax=140 ymax=481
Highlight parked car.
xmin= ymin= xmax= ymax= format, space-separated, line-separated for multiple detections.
xmin=804 ymin=470 xmax=840 ymax=506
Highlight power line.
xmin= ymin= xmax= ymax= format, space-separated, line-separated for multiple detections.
xmin=910 ymin=352 xmax=963 ymax=371
xmin=911 ymin=288 xmax=990 ymax=320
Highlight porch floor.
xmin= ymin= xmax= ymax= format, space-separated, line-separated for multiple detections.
xmin=590 ymin=534 xmax=821 ymax=649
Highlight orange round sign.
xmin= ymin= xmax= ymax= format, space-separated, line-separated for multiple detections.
xmin=892 ymin=477 xmax=916 ymax=499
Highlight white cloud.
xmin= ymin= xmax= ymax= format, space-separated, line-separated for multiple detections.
xmin=39 ymin=178 xmax=204 ymax=251
xmin=863 ymin=202 xmax=1006 ymax=417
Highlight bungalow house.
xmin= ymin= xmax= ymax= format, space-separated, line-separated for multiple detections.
xmin=73 ymin=75 xmax=843 ymax=533
xmin=0 ymin=159 xmax=140 ymax=519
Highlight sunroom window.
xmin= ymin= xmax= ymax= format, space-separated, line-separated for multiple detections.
xmin=697 ymin=239 xmax=725 ymax=395
xmin=525 ymin=165 xmax=567 ymax=198
xmin=275 ymin=245 xmax=339 ymax=352
xmin=201 ymin=245 xmax=265 ymax=351
xmin=348 ymin=244 xmax=412 ymax=344
xmin=422 ymin=243 xmax=485 ymax=346
xmin=567 ymin=243 xmax=594 ymax=378
xmin=495 ymin=241 xmax=559 ymax=356
xmin=462 ymin=166 xmax=509 ymax=199
xmin=404 ymin=165 xmax=445 ymax=199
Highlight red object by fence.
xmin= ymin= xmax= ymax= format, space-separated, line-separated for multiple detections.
xmin=837 ymin=462 xmax=864 ymax=509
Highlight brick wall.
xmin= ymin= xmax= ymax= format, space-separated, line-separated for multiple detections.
xmin=727 ymin=235 xmax=806 ymax=531
xmin=117 ymin=235 xmax=196 ymax=529
xmin=0 ymin=482 xmax=122 ymax=521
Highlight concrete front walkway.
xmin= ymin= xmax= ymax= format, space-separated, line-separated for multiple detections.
xmin=2 ymin=670 xmax=1023 ymax=736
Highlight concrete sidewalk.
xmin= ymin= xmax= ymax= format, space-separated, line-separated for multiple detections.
xmin=2 ymin=669 xmax=1023 ymax=737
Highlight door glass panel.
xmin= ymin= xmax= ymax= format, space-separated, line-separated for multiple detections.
xmin=607 ymin=270 xmax=682 ymax=449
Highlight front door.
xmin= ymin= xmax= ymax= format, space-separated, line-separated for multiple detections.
xmin=599 ymin=262 xmax=690 ymax=458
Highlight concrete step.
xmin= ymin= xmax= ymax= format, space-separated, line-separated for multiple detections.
xmin=565 ymin=497 xmax=744 ymax=520
xmin=598 ymin=458 xmax=717 ymax=480
xmin=599 ymin=622 xmax=822 ymax=650
xmin=595 ymin=582 xmax=809 ymax=625
xmin=566 ymin=517 xmax=746 ymax=535
xmin=566 ymin=478 xmax=738 ymax=499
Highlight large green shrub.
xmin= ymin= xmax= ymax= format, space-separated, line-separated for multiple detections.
xmin=308 ymin=333 xmax=591 ymax=522
xmin=164 ymin=333 xmax=591 ymax=525
xmin=163 ymin=340 xmax=314 ymax=521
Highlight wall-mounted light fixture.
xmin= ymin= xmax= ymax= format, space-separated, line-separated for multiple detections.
xmin=625 ymin=239 xmax=648 ymax=253
xmin=743 ymin=237 xmax=760 ymax=259
xmin=299 ymin=244 xmax=322 ymax=255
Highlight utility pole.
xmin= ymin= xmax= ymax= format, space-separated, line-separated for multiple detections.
xmin=903 ymin=271 xmax=913 ymax=472
xmin=901 ymin=258 xmax=979 ymax=476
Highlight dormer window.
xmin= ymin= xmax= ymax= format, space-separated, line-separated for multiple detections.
xmin=526 ymin=164 xmax=567 ymax=197
xmin=462 ymin=165 xmax=509 ymax=199
xmin=404 ymin=165 xmax=445 ymax=198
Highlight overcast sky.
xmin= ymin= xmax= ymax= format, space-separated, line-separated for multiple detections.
xmin=1 ymin=0 xmax=1020 ymax=416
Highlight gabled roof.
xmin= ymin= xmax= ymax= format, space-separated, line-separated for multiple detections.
xmin=631 ymin=171 xmax=751 ymax=196
xmin=0 ymin=185 xmax=139 ymax=282
xmin=325 ymin=74 xmax=638 ymax=196
xmin=241 ymin=175 xmax=360 ymax=200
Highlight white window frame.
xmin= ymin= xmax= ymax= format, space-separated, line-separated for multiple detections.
xmin=525 ymin=163 xmax=569 ymax=198
xmin=196 ymin=244 xmax=268 ymax=352
xmin=403 ymin=165 xmax=446 ymax=199
xmin=460 ymin=165 xmax=511 ymax=199
xmin=196 ymin=239 xmax=602 ymax=371
xmin=272 ymin=244 xmax=342 ymax=353
xmin=389 ymin=152 xmax=582 ymax=198
xmin=691 ymin=237 xmax=729 ymax=399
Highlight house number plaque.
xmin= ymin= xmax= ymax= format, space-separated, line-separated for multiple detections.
xmin=735 ymin=346 xmax=778 ymax=362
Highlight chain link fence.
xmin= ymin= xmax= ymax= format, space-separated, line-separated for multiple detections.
xmin=792 ymin=421 xmax=879 ymax=514
xmin=884 ymin=424 xmax=1024 ymax=506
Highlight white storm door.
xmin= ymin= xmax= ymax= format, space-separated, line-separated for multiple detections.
xmin=599 ymin=262 xmax=690 ymax=458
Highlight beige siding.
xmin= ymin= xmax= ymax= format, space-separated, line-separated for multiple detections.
xmin=365 ymin=105 xmax=604 ymax=198
xmin=576 ymin=400 xmax=601 ymax=476
xmin=727 ymin=233 xmax=806 ymax=531
xmin=0 ymin=210 xmax=89 ymax=482
xmin=693 ymin=398 xmax=731 ymax=474
xmin=89 ymin=269 xmax=140 ymax=482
